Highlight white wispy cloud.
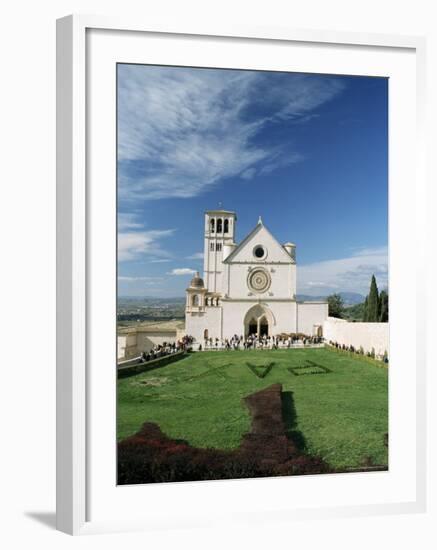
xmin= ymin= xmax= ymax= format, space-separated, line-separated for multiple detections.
xmin=149 ymin=258 xmax=172 ymax=263
xmin=118 ymin=66 xmax=344 ymax=200
xmin=117 ymin=212 xmax=143 ymax=230
xmin=298 ymin=246 xmax=388 ymax=295
xmin=186 ymin=252 xmax=204 ymax=260
xmin=118 ymin=229 xmax=174 ymax=262
xmin=117 ymin=212 xmax=175 ymax=262
xmin=167 ymin=268 xmax=197 ymax=276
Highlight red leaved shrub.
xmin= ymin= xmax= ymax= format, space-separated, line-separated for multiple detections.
xmin=118 ymin=384 xmax=330 ymax=484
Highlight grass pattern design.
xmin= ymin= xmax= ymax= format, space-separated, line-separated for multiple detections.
xmin=288 ymin=360 xmax=331 ymax=376
xmin=117 ymin=348 xmax=388 ymax=470
xmin=246 ymin=362 xmax=275 ymax=379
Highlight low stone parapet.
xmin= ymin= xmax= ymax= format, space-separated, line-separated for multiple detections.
xmin=117 ymin=350 xmax=187 ymax=379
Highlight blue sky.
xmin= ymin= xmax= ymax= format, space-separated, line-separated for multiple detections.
xmin=117 ymin=64 xmax=388 ymax=298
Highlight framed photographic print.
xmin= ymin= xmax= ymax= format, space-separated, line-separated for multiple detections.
xmin=56 ymin=15 xmax=427 ymax=535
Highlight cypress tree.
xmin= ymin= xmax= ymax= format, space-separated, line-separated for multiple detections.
xmin=363 ymin=296 xmax=368 ymax=322
xmin=367 ymin=275 xmax=379 ymax=322
xmin=379 ymin=290 xmax=389 ymax=322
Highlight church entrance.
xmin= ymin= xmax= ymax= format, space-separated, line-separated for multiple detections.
xmin=244 ymin=305 xmax=273 ymax=337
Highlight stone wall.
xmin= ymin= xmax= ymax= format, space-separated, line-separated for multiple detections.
xmin=185 ymin=306 xmax=222 ymax=341
xmin=296 ymin=301 xmax=329 ymax=336
xmin=135 ymin=330 xmax=178 ymax=353
xmin=117 ymin=322 xmax=184 ymax=360
xmin=117 ymin=350 xmax=187 ymax=378
xmin=323 ymin=316 xmax=389 ymax=357
xmin=117 ymin=333 xmax=138 ymax=360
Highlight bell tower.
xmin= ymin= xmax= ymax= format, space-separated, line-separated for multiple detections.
xmin=203 ymin=209 xmax=236 ymax=293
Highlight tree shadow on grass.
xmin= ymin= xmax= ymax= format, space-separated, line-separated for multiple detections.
xmin=118 ymin=386 xmax=331 ymax=484
xmin=281 ymin=391 xmax=307 ymax=452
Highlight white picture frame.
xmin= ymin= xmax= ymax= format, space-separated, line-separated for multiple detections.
xmin=56 ymin=14 xmax=427 ymax=535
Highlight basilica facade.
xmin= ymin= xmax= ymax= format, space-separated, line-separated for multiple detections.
xmin=185 ymin=209 xmax=328 ymax=342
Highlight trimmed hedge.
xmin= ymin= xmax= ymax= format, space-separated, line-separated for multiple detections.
xmin=117 ymin=351 xmax=187 ymax=379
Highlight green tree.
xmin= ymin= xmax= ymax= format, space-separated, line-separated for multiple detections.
xmin=366 ymin=275 xmax=380 ymax=322
xmin=363 ymin=296 xmax=369 ymax=322
xmin=327 ymin=293 xmax=345 ymax=318
xmin=379 ymin=290 xmax=389 ymax=322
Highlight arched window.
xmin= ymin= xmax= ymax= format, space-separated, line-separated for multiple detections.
xmin=224 ymin=219 xmax=229 ymax=233
xmin=210 ymin=219 xmax=215 ymax=233
xmin=217 ymin=218 xmax=223 ymax=233
xmin=192 ymin=294 xmax=199 ymax=307
xmin=204 ymin=329 xmax=209 ymax=340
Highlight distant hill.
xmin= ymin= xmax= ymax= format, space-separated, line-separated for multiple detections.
xmin=342 ymin=302 xmax=366 ymax=321
xmin=337 ymin=292 xmax=366 ymax=305
xmin=297 ymin=292 xmax=364 ymax=306
xmin=117 ymin=296 xmax=185 ymax=323
xmin=120 ymin=293 xmax=366 ymax=307
xmin=118 ymin=296 xmax=185 ymax=306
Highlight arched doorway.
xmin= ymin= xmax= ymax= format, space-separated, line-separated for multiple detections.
xmin=243 ymin=304 xmax=275 ymax=337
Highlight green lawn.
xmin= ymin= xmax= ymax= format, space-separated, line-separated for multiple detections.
xmin=117 ymin=347 xmax=388 ymax=470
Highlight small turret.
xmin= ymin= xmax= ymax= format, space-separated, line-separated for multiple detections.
xmin=189 ymin=272 xmax=205 ymax=289
xmin=186 ymin=271 xmax=207 ymax=313
xmin=283 ymin=242 xmax=296 ymax=262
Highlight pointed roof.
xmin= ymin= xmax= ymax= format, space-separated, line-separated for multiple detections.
xmin=223 ymin=218 xmax=294 ymax=264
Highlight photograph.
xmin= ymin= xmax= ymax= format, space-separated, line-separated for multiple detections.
xmin=1 ymin=0 xmax=431 ymax=542
xmin=116 ymin=63 xmax=389 ymax=485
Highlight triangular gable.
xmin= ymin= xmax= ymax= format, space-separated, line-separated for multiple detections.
xmin=224 ymin=221 xmax=294 ymax=263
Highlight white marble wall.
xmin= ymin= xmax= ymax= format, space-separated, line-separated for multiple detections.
xmin=323 ymin=316 xmax=389 ymax=357
xmin=297 ymin=302 xmax=329 ymax=335
xmin=118 ymin=329 xmax=180 ymax=360
xmin=185 ymin=299 xmax=329 ymax=342
xmin=185 ymin=305 xmax=222 ymax=341
xmin=135 ymin=330 xmax=178 ymax=353
xmin=117 ymin=333 xmax=138 ymax=360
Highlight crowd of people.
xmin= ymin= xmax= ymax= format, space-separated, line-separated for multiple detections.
xmin=198 ymin=333 xmax=323 ymax=351
xmin=139 ymin=335 xmax=194 ymax=363
xmin=136 ymin=334 xmax=387 ymax=362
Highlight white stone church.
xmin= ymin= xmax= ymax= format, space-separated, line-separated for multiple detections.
xmin=185 ymin=209 xmax=328 ymax=342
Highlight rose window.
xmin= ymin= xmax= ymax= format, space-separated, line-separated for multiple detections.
xmin=248 ymin=269 xmax=271 ymax=293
